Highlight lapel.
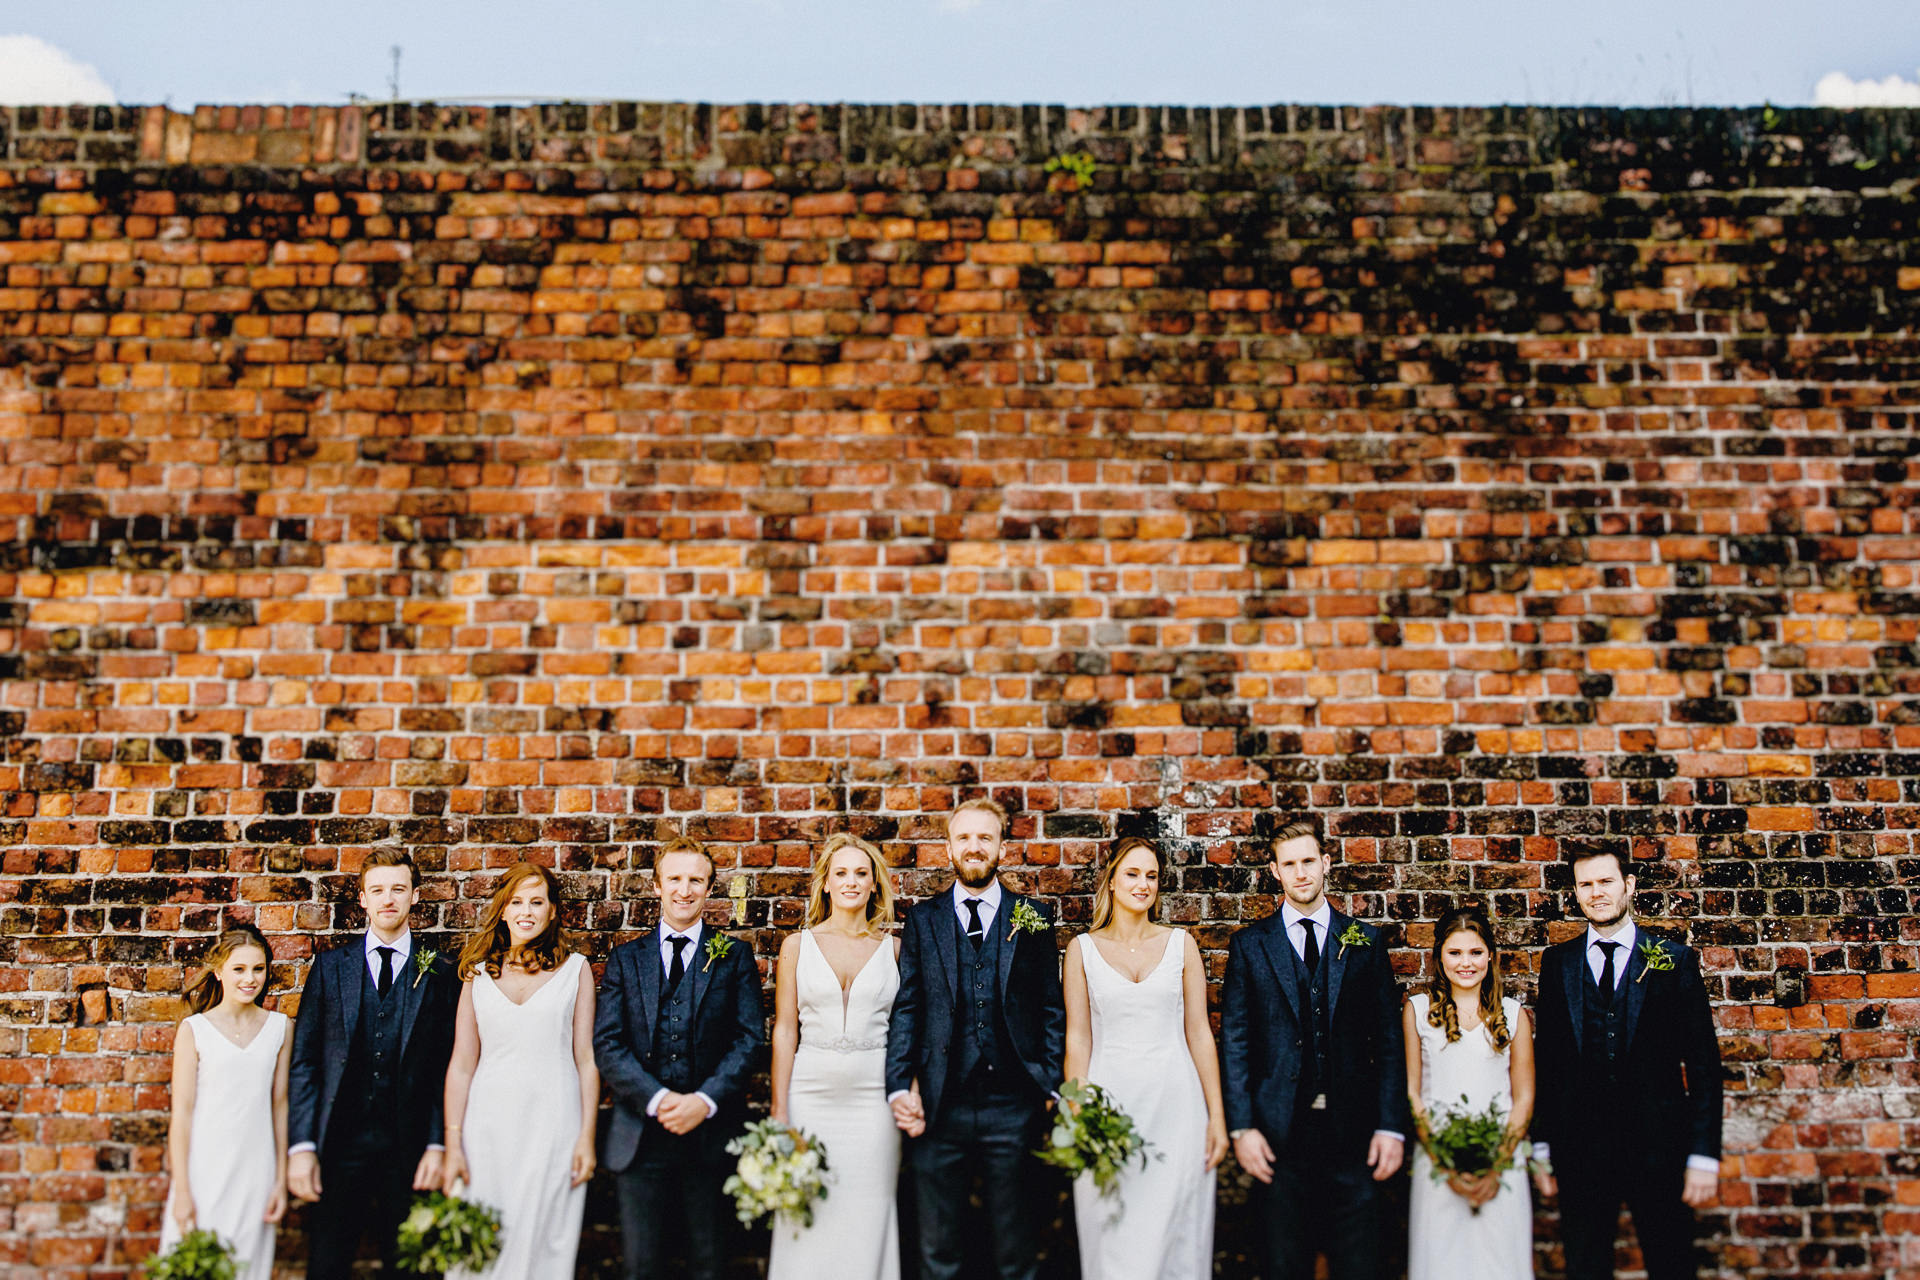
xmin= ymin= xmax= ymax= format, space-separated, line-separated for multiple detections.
xmin=996 ymin=890 xmax=1020 ymax=998
xmin=930 ymin=892 xmax=960 ymax=1004
xmin=1621 ymin=930 xmax=1651 ymax=1051
xmin=1325 ymin=909 xmax=1352 ymax=1017
xmin=636 ymin=932 xmax=663 ymax=1045
xmin=396 ymin=940 xmax=431 ymax=1060
xmin=1252 ymin=917 xmax=1300 ymax=1023
xmin=687 ymin=922 xmax=715 ymax=1022
xmin=1561 ymin=940 xmax=1586 ymax=1055
xmin=334 ymin=939 xmax=366 ymax=1042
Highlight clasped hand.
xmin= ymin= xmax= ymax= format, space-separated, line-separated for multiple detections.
xmin=655 ymin=1091 xmax=709 ymax=1135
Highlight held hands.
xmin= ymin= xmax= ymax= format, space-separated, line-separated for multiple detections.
xmin=1232 ymin=1129 xmax=1275 ymax=1184
xmin=1366 ymin=1132 xmax=1404 ymax=1182
xmin=412 ymin=1147 xmax=444 ymax=1192
xmin=287 ymin=1150 xmax=322 ymax=1203
xmin=1682 ymin=1166 xmax=1718 ymax=1208
xmin=890 ymin=1086 xmax=926 ymax=1137
xmin=656 ymin=1091 xmax=709 ymax=1136
xmin=570 ymin=1134 xmax=596 ymax=1188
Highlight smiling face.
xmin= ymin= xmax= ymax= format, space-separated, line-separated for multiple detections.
xmin=503 ymin=874 xmax=554 ymax=947
xmin=1439 ymin=927 xmax=1490 ymax=995
xmin=947 ymin=807 xmax=1004 ymax=890
xmin=1109 ymin=845 xmax=1160 ymax=919
xmin=1572 ymin=853 xmax=1634 ymax=931
xmin=217 ymin=944 xmax=270 ymax=1008
xmin=655 ymin=850 xmax=713 ymax=934
xmin=359 ymin=864 xmax=418 ymax=943
xmin=1269 ymin=834 xmax=1330 ymax=914
xmin=825 ymin=845 xmax=876 ymax=917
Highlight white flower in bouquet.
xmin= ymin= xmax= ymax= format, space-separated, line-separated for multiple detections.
xmin=723 ymin=1117 xmax=833 ymax=1229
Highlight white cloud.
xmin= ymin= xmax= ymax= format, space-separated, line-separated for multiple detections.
xmin=1814 ymin=68 xmax=1920 ymax=107
xmin=0 ymin=34 xmax=114 ymax=104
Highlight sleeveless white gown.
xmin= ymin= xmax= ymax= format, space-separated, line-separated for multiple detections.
xmin=159 ymin=1011 xmax=286 ymax=1280
xmin=1407 ymin=993 xmax=1532 ymax=1280
xmin=1073 ymin=930 xmax=1214 ymax=1280
xmin=767 ymin=930 xmax=901 ymax=1280
xmin=449 ymin=953 xmax=589 ymax=1280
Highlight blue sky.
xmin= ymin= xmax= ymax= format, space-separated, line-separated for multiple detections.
xmin=3 ymin=0 xmax=1918 ymax=108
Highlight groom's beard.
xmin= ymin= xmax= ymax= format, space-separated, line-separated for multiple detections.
xmin=1581 ymin=900 xmax=1630 ymax=929
xmin=955 ymin=859 xmax=1000 ymax=889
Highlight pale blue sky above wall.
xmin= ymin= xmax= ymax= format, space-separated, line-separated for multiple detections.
xmin=4 ymin=0 xmax=1918 ymax=108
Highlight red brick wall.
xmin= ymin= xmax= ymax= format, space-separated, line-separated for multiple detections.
xmin=1 ymin=101 xmax=1917 ymax=1278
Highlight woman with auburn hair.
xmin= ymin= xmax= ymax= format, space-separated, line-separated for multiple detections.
xmin=161 ymin=923 xmax=291 ymax=1280
xmin=1403 ymin=906 xmax=1535 ymax=1280
xmin=1064 ymin=836 xmax=1227 ymax=1280
xmin=440 ymin=863 xmax=597 ymax=1280
xmin=767 ymin=832 xmax=904 ymax=1280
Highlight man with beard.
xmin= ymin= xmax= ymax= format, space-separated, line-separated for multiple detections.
xmin=885 ymin=798 xmax=1065 ymax=1280
xmin=1532 ymin=850 xmax=1723 ymax=1279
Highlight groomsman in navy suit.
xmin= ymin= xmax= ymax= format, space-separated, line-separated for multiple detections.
xmin=886 ymin=797 xmax=1066 ymax=1280
xmin=1222 ymin=817 xmax=1409 ymax=1280
xmin=1532 ymin=849 xmax=1723 ymax=1279
xmin=595 ymin=836 xmax=766 ymax=1280
xmin=287 ymin=850 xmax=460 ymax=1280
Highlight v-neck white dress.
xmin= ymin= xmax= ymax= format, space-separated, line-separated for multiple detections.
xmin=767 ymin=929 xmax=902 ymax=1280
xmin=160 ymin=1011 xmax=287 ymax=1280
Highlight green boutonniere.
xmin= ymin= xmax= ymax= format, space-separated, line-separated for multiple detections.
xmin=703 ymin=933 xmax=735 ymax=973
xmin=1337 ymin=921 xmax=1370 ymax=958
xmin=1636 ymin=936 xmax=1674 ymax=982
xmin=1007 ymin=899 xmax=1049 ymax=939
xmin=412 ymin=947 xmax=438 ymax=989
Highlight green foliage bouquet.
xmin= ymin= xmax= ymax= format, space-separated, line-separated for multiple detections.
xmin=394 ymin=1185 xmax=504 ymax=1273
xmin=724 ymin=1118 xmax=832 ymax=1229
xmin=146 ymin=1229 xmax=236 ymax=1280
xmin=1416 ymin=1094 xmax=1521 ymax=1213
xmin=1034 ymin=1079 xmax=1154 ymax=1198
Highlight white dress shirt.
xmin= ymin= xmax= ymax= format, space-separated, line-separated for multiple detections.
xmin=955 ymin=879 xmax=1003 ymax=937
xmin=1534 ymin=921 xmax=1719 ymax=1175
xmin=646 ymin=920 xmax=718 ymax=1121
xmin=288 ymin=929 xmax=433 ymax=1158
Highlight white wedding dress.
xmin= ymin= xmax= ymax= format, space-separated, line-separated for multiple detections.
xmin=159 ymin=1011 xmax=287 ymax=1280
xmin=1407 ymin=992 xmax=1532 ymax=1280
xmin=767 ymin=930 xmax=901 ymax=1280
xmin=1073 ymin=930 xmax=1214 ymax=1280
xmin=449 ymin=952 xmax=589 ymax=1280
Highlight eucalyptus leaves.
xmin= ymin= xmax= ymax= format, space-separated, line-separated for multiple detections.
xmin=1034 ymin=1079 xmax=1154 ymax=1199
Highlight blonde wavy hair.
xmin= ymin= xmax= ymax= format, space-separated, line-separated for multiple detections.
xmin=1423 ymin=907 xmax=1512 ymax=1051
xmin=804 ymin=833 xmax=896 ymax=932
xmin=1090 ymin=836 xmax=1164 ymax=932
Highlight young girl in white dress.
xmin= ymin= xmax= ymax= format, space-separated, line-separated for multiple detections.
xmin=1063 ymin=837 xmax=1229 ymax=1280
xmin=1403 ymin=906 xmax=1536 ymax=1280
xmin=441 ymin=862 xmax=598 ymax=1279
xmin=768 ymin=832 xmax=903 ymax=1280
xmin=161 ymin=924 xmax=291 ymax=1280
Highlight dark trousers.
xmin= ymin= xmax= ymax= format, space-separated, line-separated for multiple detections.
xmin=1558 ymin=1152 xmax=1700 ymax=1280
xmin=909 ymin=1084 xmax=1042 ymax=1280
xmin=1260 ymin=1109 xmax=1383 ymax=1280
xmin=305 ymin=1145 xmax=422 ymax=1280
xmin=616 ymin=1130 xmax=729 ymax=1280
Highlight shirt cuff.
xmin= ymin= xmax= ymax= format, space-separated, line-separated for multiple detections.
xmin=288 ymin=1142 xmax=316 ymax=1156
xmin=1374 ymin=1130 xmax=1405 ymax=1144
xmin=1686 ymin=1155 xmax=1720 ymax=1175
xmin=1532 ymin=1142 xmax=1551 ymax=1164
xmin=646 ymin=1088 xmax=668 ymax=1117
xmin=886 ymin=1089 xmax=910 ymax=1105
xmin=426 ymin=1144 xmax=444 ymax=1153
xmin=695 ymin=1092 xmax=717 ymax=1119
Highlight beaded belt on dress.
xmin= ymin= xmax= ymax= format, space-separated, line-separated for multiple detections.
xmin=808 ymin=1035 xmax=885 ymax=1053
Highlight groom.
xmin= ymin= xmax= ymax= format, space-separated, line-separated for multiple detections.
xmin=595 ymin=836 xmax=765 ymax=1280
xmin=287 ymin=849 xmax=460 ymax=1280
xmin=1532 ymin=848 xmax=1723 ymax=1279
xmin=1222 ymin=817 xmax=1408 ymax=1280
xmin=886 ymin=797 xmax=1065 ymax=1280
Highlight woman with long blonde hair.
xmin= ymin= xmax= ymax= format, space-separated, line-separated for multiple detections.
xmin=767 ymin=832 xmax=904 ymax=1280
xmin=1063 ymin=836 xmax=1227 ymax=1280
xmin=439 ymin=862 xmax=597 ymax=1280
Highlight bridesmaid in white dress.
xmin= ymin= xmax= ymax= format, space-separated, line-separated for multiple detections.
xmin=161 ymin=924 xmax=290 ymax=1280
xmin=1063 ymin=837 xmax=1228 ymax=1280
xmin=768 ymin=832 xmax=903 ymax=1280
xmin=1403 ymin=906 xmax=1535 ymax=1280
xmin=441 ymin=862 xmax=598 ymax=1279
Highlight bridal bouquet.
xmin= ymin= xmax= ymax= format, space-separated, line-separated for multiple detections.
xmin=146 ymin=1229 xmax=237 ymax=1280
xmin=1417 ymin=1094 xmax=1520 ymax=1212
xmin=724 ymin=1118 xmax=832 ymax=1228
xmin=394 ymin=1184 xmax=504 ymax=1273
xmin=1034 ymin=1079 xmax=1153 ymax=1198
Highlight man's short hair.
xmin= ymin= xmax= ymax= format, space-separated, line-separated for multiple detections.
xmin=652 ymin=836 xmax=716 ymax=876
xmin=1268 ymin=815 xmax=1323 ymax=858
xmin=945 ymin=797 xmax=1009 ymax=838
xmin=1568 ymin=848 xmax=1629 ymax=876
xmin=360 ymin=848 xmax=419 ymax=888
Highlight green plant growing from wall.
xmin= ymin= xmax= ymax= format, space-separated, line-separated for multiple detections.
xmin=1045 ymin=151 xmax=1097 ymax=190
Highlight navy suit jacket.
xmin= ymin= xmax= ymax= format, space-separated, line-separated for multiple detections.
xmin=1220 ymin=909 xmax=1410 ymax=1152
xmin=287 ymin=936 xmax=460 ymax=1159
xmin=884 ymin=886 xmax=1065 ymax=1122
xmin=1532 ymin=930 xmax=1723 ymax=1167
xmin=592 ymin=927 xmax=766 ymax=1173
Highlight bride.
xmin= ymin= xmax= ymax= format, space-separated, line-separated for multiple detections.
xmin=767 ymin=832 xmax=903 ymax=1280
xmin=1064 ymin=836 xmax=1228 ymax=1280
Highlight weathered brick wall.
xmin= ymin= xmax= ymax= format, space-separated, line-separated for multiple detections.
xmin=1 ymin=100 xmax=1917 ymax=1279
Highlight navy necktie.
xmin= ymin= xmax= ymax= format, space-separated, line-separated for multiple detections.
xmin=665 ymin=935 xmax=690 ymax=996
xmin=375 ymin=945 xmax=396 ymax=996
xmin=1597 ymin=940 xmax=1620 ymax=1006
xmin=964 ymin=898 xmax=985 ymax=945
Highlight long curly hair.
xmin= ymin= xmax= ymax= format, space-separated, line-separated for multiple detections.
xmin=1422 ymin=907 xmax=1511 ymax=1051
xmin=458 ymin=862 xmax=566 ymax=980
xmin=185 ymin=925 xmax=273 ymax=1014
